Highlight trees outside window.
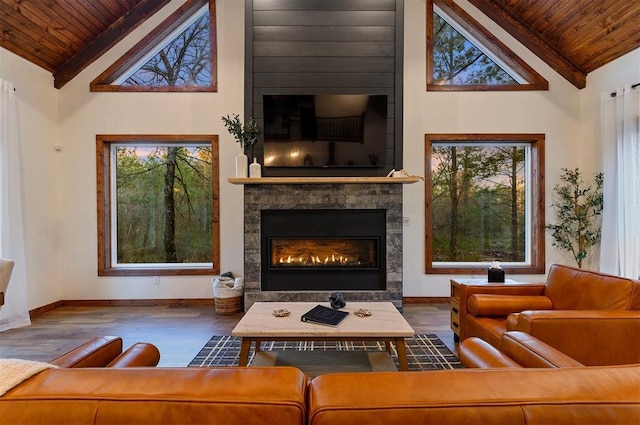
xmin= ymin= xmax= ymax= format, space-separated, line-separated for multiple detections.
xmin=97 ymin=135 xmax=220 ymax=276
xmin=425 ymin=134 xmax=545 ymax=274
xmin=91 ymin=0 xmax=217 ymax=92
xmin=427 ymin=0 xmax=548 ymax=91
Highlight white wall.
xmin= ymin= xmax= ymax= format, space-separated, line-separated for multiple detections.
xmin=4 ymin=0 xmax=638 ymax=308
xmin=55 ymin=0 xmax=246 ymax=301
xmin=402 ymin=0 xmax=586 ymax=296
xmin=0 ymin=48 xmax=61 ymax=308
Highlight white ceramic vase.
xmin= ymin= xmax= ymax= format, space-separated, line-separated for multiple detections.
xmin=249 ymin=157 xmax=262 ymax=178
xmin=235 ymin=153 xmax=248 ymax=178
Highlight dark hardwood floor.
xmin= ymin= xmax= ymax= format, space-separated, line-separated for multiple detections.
xmin=0 ymin=303 xmax=455 ymax=367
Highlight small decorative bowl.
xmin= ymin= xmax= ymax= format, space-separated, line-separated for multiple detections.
xmin=273 ymin=309 xmax=291 ymax=317
xmin=354 ymin=308 xmax=372 ymax=318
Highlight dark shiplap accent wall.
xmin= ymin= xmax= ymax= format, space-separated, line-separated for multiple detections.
xmin=244 ymin=0 xmax=403 ymax=177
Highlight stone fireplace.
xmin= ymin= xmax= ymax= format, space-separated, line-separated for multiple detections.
xmin=243 ymin=183 xmax=403 ymax=309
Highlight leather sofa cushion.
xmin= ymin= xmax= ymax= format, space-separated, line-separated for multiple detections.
xmin=308 ymin=367 xmax=640 ymax=425
xmin=1 ymin=367 xmax=308 ymax=425
xmin=512 ymin=310 xmax=640 ymax=366
xmin=545 ymin=264 xmax=640 ymax=310
xmin=467 ymin=295 xmax=552 ymax=317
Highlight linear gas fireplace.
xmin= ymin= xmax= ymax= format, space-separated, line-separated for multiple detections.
xmin=243 ymin=183 xmax=403 ymax=309
xmin=261 ymin=209 xmax=386 ymax=291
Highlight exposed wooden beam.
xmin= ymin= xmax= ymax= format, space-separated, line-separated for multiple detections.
xmin=52 ymin=0 xmax=171 ymax=89
xmin=467 ymin=0 xmax=587 ymax=89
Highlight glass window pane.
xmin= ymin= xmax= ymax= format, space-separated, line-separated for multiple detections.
xmin=114 ymin=146 xmax=213 ymax=265
xmin=431 ymin=144 xmax=526 ymax=262
xmin=433 ymin=13 xmax=517 ymax=86
xmin=122 ymin=14 xmax=212 ymax=87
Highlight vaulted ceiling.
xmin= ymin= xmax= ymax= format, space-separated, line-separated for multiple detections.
xmin=0 ymin=0 xmax=638 ymax=89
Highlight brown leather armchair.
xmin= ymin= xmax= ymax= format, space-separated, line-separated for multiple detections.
xmin=461 ymin=264 xmax=640 ymax=350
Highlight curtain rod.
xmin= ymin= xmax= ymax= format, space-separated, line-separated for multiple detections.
xmin=610 ymin=82 xmax=639 ymax=97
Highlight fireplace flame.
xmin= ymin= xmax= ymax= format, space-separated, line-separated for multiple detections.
xmin=278 ymin=253 xmax=352 ymax=266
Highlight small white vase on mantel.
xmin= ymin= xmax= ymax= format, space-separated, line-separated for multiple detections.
xmin=235 ymin=152 xmax=248 ymax=178
xmin=249 ymin=157 xmax=262 ymax=178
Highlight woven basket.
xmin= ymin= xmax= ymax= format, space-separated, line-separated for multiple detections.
xmin=214 ymin=295 xmax=243 ymax=315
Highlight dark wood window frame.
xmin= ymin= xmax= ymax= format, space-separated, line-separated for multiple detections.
xmin=91 ymin=0 xmax=217 ymax=92
xmin=427 ymin=0 xmax=548 ymax=91
xmin=424 ymin=133 xmax=545 ymax=275
xmin=96 ymin=134 xmax=220 ymax=276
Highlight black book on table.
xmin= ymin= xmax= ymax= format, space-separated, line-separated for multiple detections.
xmin=301 ymin=304 xmax=349 ymax=327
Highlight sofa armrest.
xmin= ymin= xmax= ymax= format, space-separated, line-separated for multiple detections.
xmin=513 ymin=310 xmax=640 ymax=366
xmin=459 ymin=337 xmax=521 ymax=368
xmin=467 ymin=294 xmax=553 ymax=317
xmin=501 ymin=332 xmax=584 ymax=368
xmin=456 ymin=283 xmax=546 ymax=341
xmin=50 ymin=336 xmax=123 ymax=368
xmin=106 ymin=342 xmax=160 ymax=367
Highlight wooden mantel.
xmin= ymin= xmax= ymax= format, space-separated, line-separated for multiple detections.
xmin=228 ymin=177 xmax=421 ymax=185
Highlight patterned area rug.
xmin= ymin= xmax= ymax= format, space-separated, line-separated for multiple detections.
xmin=188 ymin=334 xmax=462 ymax=371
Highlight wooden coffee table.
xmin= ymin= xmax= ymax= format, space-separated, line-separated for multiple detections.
xmin=231 ymin=301 xmax=415 ymax=371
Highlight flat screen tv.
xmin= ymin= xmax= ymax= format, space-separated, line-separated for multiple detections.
xmin=262 ymin=94 xmax=387 ymax=169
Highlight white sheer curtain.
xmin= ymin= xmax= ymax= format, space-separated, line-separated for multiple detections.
xmin=0 ymin=79 xmax=30 ymax=331
xmin=600 ymin=84 xmax=640 ymax=279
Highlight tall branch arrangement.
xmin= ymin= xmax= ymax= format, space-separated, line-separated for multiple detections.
xmin=221 ymin=113 xmax=260 ymax=154
xmin=546 ymin=168 xmax=603 ymax=268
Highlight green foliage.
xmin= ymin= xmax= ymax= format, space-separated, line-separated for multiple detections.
xmin=432 ymin=14 xmax=517 ymax=85
xmin=546 ymin=168 xmax=603 ymax=268
xmin=431 ymin=145 xmax=526 ymax=262
xmin=221 ymin=113 xmax=261 ymax=153
xmin=115 ymin=146 xmax=213 ymax=264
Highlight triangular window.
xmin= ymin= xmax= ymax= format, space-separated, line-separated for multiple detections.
xmin=91 ymin=0 xmax=216 ymax=92
xmin=427 ymin=0 xmax=547 ymax=91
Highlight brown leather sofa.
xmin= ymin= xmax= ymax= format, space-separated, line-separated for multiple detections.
xmin=459 ymin=264 xmax=640 ymax=357
xmin=2 ymin=336 xmax=639 ymax=424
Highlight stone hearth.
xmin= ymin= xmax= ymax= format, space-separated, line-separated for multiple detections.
xmin=243 ymin=183 xmax=403 ymax=309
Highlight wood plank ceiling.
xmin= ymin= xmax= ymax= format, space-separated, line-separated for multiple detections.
xmin=469 ymin=0 xmax=640 ymax=88
xmin=0 ymin=0 xmax=638 ymax=89
xmin=0 ymin=0 xmax=169 ymax=88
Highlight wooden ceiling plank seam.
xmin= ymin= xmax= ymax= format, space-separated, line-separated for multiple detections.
xmin=69 ymin=1 xmax=116 ymax=29
xmin=467 ymin=0 xmax=586 ymax=89
xmin=544 ymin=0 xmax=635 ymax=50
xmin=535 ymin=0 xmax=600 ymax=42
xmin=81 ymin=0 xmax=126 ymax=23
xmin=53 ymin=0 xmax=172 ymax=89
xmin=0 ymin=3 xmax=71 ymax=64
xmin=58 ymin=0 xmax=107 ymax=37
xmin=507 ymin=0 xmax=557 ymax=26
xmin=27 ymin=0 xmax=95 ymax=46
xmin=1 ymin=0 xmax=84 ymax=51
xmin=0 ymin=25 xmax=62 ymax=71
xmin=558 ymin=5 xmax=640 ymax=69
xmin=577 ymin=25 xmax=640 ymax=72
xmin=0 ymin=35 xmax=56 ymax=72
xmin=524 ymin=0 xmax=584 ymax=33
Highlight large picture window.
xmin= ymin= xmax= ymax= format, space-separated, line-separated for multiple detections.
xmin=97 ymin=135 xmax=219 ymax=276
xmin=425 ymin=134 xmax=545 ymax=274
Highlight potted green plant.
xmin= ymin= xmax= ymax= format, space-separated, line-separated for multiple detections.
xmin=221 ymin=113 xmax=261 ymax=177
xmin=546 ymin=168 xmax=604 ymax=268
